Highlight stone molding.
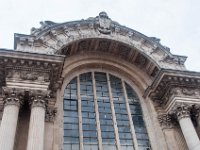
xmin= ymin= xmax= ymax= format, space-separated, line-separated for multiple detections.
xmin=14 ymin=12 xmax=187 ymax=71
xmin=146 ymin=70 xmax=200 ymax=106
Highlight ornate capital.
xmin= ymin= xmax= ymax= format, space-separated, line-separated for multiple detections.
xmin=158 ymin=114 xmax=177 ymax=129
xmin=3 ymin=88 xmax=24 ymax=107
xmin=172 ymin=104 xmax=191 ymax=120
xmin=45 ymin=106 xmax=57 ymax=122
xmin=30 ymin=95 xmax=47 ymax=108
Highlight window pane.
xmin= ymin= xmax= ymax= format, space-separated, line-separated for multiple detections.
xmin=126 ymin=83 xmax=151 ymax=148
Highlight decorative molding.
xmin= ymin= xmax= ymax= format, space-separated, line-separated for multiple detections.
xmin=148 ymin=72 xmax=200 ymax=106
xmin=7 ymin=70 xmax=50 ymax=82
xmin=13 ymin=12 xmax=187 ymax=72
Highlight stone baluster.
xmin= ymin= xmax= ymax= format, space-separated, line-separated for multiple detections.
xmin=0 ymin=92 xmax=22 ymax=150
xmin=26 ymin=95 xmax=46 ymax=150
xmin=174 ymin=105 xmax=200 ymax=150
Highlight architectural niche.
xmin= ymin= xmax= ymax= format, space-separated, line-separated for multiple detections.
xmin=0 ymin=12 xmax=199 ymax=150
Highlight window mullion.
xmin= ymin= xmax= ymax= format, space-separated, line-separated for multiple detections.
xmin=92 ymin=72 xmax=103 ymax=150
xmin=106 ymin=73 xmax=121 ymax=150
xmin=77 ymin=75 xmax=84 ymax=150
xmin=121 ymin=80 xmax=139 ymax=150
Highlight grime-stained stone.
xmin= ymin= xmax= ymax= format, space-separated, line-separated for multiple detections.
xmin=0 ymin=12 xmax=199 ymax=150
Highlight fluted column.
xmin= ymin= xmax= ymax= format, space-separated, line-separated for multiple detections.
xmin=27 ymin=96 xmax=46 ymax=150
xmin=0 ymin=92 xmax=21 ymax=150
xmin=175 ymin=105 xmax=200 ymax=150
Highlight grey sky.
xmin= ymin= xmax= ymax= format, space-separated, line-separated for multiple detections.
xmin=0 ymin=0 xmax=200 ymax=71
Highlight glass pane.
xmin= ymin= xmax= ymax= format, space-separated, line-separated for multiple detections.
xmin=63 ymin=77 xmax=79 ymax=150
xmin=80 ymin=73 xmax=98 ymax=150
xmin=126 ymin=83 xmax=151 ymax=148
xmin=95 ymin=72 xmax=116 ymax=149
xmin=110 ymin=75 xmax=133 ymax=147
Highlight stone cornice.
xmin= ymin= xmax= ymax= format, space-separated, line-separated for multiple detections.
xmin=145 ymin=69 xmax=200 ymax=106
xmin=13 ymin=12 xmax=187 ymax=71
xmin=0 ymin=49 xmax=65 ymax=96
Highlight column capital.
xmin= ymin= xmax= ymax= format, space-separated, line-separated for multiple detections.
xmin=158 ymin=114 xmax=178 ymax=129
xmin=29 ymin=90 xmax=50 ymax=108
xmin=30 ymin=95 xmax=47 ymax=108
xmin=3 ymin=88 xmax=24 ymax=107
xmin=45 ymin=106 xmax=57 ymax=122
xmin=171 ymin=103 xmax=191 ymax=120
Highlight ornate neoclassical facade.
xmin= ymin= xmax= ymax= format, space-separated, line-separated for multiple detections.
xmin=0 ymin=12 xmax=200 ymax=150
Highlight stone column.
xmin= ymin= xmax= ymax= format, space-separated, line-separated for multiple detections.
xmin=27 ymin=96 xmax=46 ymax=150
xmin=0 ymin=92 xmax=21 ymax=150
xmin=175 ymin=105 xmax=200 ymax=150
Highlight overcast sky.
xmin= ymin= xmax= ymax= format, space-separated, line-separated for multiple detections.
xmin=0 ymin=0 xmax=200 ymax=71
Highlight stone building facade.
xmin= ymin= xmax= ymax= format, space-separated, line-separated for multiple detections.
xmin=0 ymin=12 xmax=200 ymax=150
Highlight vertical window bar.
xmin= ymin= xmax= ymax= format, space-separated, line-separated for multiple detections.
xmin=92 ymin=72 xmax=103 ymax=150
xmin=122 ymin=80 xmax=139 ymax=150
xmin=77 ymin=75 xmax=84 ymax=150
xmin=106 ymin=73 xmax=121 ymax=150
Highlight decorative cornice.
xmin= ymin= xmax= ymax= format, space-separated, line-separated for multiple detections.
xmin=0 ymin=50 xmax=64 ymax=96
xmin=13 ymin=12 xmax=187 ymax=71
xmin=145 ymin=70 xmax=200 ymax=106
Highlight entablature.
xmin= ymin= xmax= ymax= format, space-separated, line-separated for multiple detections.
xmin=145 ymin=69 xmax=200 ymax=111
xmin=0 ymin=49 xmax=64 ymax=96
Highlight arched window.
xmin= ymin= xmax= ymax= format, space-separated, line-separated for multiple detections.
xmin=63 ymin=72 xmax=151 ymax=150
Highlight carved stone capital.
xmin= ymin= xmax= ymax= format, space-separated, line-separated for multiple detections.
xmin=3 ymin=88 xmax=24 ymax=107
xmin=172 ymin=104 xmax=191 ymax=120
xmin=29 ymin=93 xmax=48 ymax=109
xmin=45 ymin=106 xmax=57 ymax=122
xmin=158 ymin=114 xmax=177 ymax=129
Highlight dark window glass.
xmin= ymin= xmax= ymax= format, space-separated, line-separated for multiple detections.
xmin=126 ymin=83 xmax=151 ymax=148
xmin=80 ymin=73 xmax=98 ymax=146
xmin=110 ymin=75 xmax=133 ymax=146
xmin=63 ymin=77 xmax=79 ymax=147
xmin=63 ymin=73 xmax=151 ymax=150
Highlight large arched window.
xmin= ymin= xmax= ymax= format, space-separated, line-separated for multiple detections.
xmin=63 ymin=72 xmax=151 ymax=150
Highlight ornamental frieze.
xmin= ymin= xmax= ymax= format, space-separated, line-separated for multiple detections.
xmin=7 ymin=70 xmax=50 ymax=82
